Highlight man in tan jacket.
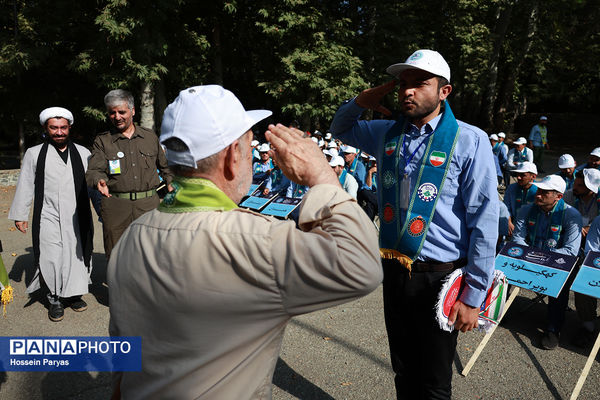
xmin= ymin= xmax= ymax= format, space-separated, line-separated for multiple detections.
xmin=108 ymin=85 xmax=383 ymax=399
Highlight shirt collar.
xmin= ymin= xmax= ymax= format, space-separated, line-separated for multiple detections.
xmin=111 ymin=125 xmax=141 ymax=142
xmin=406 ymin=113 xmax=443 ymax=137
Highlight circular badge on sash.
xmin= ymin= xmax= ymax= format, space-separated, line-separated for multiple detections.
xmin=508 ymin=247 xmax=524 ymax=257
xmin=417 ymin=183 xmax=437 ymax=202
xmin=117 ymin=151 xmax=124 ymax=158
xmin=408 ymin=216 xmax=425 ymax=237
xmin=383 ymin=203 xmax=395 ymax=223
xmin=545 ymin=239 xmax=557 ymax=249
xmin=383 ymin=171 xmax=396 ymax=189
xmin=594 ymin=257 xmax=600 ymax=268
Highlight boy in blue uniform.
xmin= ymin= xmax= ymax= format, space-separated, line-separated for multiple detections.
xmin=512 ymin=175 xmax=582 ymax=349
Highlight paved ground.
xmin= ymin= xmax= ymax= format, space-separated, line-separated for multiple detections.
xmin=0 ymin=148 xmax=599 ymax=399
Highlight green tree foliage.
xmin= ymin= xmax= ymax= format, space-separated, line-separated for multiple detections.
xmin=1 ymin=0 xmax=599 ymax=157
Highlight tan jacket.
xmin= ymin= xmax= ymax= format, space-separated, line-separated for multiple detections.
xmin=108 ymin=184 xmax=382 ymax=399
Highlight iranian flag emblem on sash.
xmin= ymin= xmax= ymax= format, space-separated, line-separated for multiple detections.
xmin=429 ymin=151 xmax=446 ymax=167
xmin=385 ymin=141 xmax=397 ymax=156
xmin=551 ymin=225 xmax=560 ymax=233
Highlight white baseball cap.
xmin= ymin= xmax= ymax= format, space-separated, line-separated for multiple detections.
xmin=311 ymin=137 xmax=318 ymax=143
xmin=251 ymin=140 xmax=259 ymax=147
xmin=590 ymin=147 xmax=600 ymax=158
xmin=386 ymin=49 xmax=451 ymax=82
xmin=329 ymin=155 xmax=345 ymax=167
xmin=513 ymin=137 xmax=527 ymax=145
xmin=160 ymin=85 xmax=272 ymax=167
xmin=39 ymin=107 xmax=74 ymax=126
xmin=258 ymin=143 xmax=270 ymax=153
xmin=342 ymin=145 xmax=357 ymax=154
xmin=540 ymin=116 xmax=548 ymax=121
xmin=558 ymin=154 xmax=575 ymax=169
xmin=513 ymin=161 xmax=538 ymax=174
xmin=327 ymin=141 xmax=338 ymax=149
xmin=498 ymin=132 xmax=506 ymax=138
xmin=489 ymin=134 xmax=499 ymax=141
xmin=583 ymin=169 xmax=600 ymax=194
xmin=535 ymin=175 xmax=566 ymax=194
xmin=325 ymin=133 xmax=332 ymax=140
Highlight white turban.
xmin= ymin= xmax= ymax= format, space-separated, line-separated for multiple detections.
xmin=39 ymin=107 xmax=74 ymax=126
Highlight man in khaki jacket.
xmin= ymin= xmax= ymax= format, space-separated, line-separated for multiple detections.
xmin=108 ymin=85 xmax=383 ymax=399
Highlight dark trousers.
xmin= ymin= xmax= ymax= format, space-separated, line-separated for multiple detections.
xmin=357 ymin=188 xmax=378 ymax=220
xmin=383 ymin=259 xmax=458 ymax=400
xmin=101 ymin=194 xmax=159 ymax=259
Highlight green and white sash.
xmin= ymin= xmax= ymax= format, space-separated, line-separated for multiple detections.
xmin=159 ymin=177 xmax=238 ymax=213
xmin=379 ymin=101 xmax=460 ymax=261
xmin=526 ymin=199 xmax=565 ymax=250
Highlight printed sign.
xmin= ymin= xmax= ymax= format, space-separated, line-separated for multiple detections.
xmin=261 ymin=197 xmax=302 ymax=218
xmin=495 ymin=242 xmax=577 ymax=297
xmin=246 ymin=184 xmax=260 ymax=197
xmin=240 ymin=186 xmax=278 ymax=211
xmin=570 ymin=251 xmax=600 ymax=299
xmin=0 ymin=336 xmax=141 ymax=371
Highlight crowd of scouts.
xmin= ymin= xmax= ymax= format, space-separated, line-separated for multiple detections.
xmin=250 ymin=132 xmax=379 ymax=220
xmin=492 ymin=124 xmax=600 ymax=350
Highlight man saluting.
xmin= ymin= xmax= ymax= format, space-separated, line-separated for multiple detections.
xmin=331 ymin=49 xmax=499 ymax=399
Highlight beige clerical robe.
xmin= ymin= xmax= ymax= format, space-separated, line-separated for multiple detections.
xmin=9 ymin=143 xmax=92 ymax=298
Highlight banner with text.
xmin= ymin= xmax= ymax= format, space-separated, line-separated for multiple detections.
xmin=495 ymin=242 xmax=577 ymax=297
xmin=570 ymin=251 xmax=600 ymax=299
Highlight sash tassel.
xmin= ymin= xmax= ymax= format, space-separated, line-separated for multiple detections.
xmin=380 ymin=248 xmax=413 ymax=277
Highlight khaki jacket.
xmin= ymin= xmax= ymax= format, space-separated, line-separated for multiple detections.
xmin=108 ymin=184 xmax=382 ymax=399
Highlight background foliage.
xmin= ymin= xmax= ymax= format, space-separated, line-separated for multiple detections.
xmin=1 ymin=0 xmax=598 ymax=159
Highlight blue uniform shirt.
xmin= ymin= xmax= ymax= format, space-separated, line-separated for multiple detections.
xmin=503 ymin=183 xmax=537 ymax=219
xmin=584 ymin=215 xmax=600 ymax=253
xmin=513 ymin=203 xmax=582 ymax=256
xmin=253 ymin=160 xmax=272 ymax=181
xmin=529 ymin=124 xmax=547 ymax=147
xmin=330 ymin=99 xmax=499 ymax=307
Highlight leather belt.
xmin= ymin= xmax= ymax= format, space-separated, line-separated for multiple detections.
xmin=112 ymin=189 xmax=156 ymax=200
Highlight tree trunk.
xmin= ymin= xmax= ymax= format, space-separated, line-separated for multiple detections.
xmin=139 ymin=81 xmax=155 ymax=131
xmin=154 ymin=79 xmax=167 ymax=134
xmin=493 ymin=1 xmax=539 ymax=133
xmin=18 ymin=122 xmax=24 ymax=165
xmin=479 ymin=3 xmax=513 ymax=131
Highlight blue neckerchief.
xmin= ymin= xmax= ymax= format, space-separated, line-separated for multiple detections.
xmin=515 ymin=149 xmax=527 ymax=163
xmin=492 ymin=142 xmax=500 ymax=155
xmin=379 ymin=100 xmax=460 ymax=260
xmin=339 ymin=169 xmax=348 ymax=186
xmin=348 ymin=157 xmax=358 ymax=174
xmin=515 ymin=185 xmax=537 ymax=215
xmin=526 ymin=199 xmax=565 ymax=251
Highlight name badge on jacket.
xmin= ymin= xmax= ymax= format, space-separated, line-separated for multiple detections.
xmin=108 ymin=159 xmax=121 ymax=175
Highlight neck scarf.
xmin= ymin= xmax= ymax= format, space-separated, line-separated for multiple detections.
xmin=526 ymin=199 xmax=565 ymax=251
xmin=159 ymin=177 xmax=237 ymax=213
